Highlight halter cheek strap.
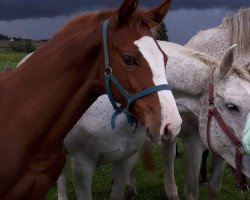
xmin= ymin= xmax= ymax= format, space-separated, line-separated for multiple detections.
xmin=102 ymin=19 xmax=171 ymax=131
xmin=207 ymin=80 xmax=249 ymax=191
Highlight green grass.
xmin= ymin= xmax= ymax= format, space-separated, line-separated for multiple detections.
xmin=0 ymin=51 xmax=27 ymax=70
xmin=46 ymin=141 xmax=250 ymax=200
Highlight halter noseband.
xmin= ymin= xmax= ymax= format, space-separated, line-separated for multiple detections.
xmin=207 ymin=78 xmax=249 ymax=191
xmin=102 ymin=19 xmax=171 ymax=132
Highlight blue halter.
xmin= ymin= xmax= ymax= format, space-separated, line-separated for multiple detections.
xmin=102 ymin=19 xmax=171 ymax=131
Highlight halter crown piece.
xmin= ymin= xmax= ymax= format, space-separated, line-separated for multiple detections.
xmin=102 ymin=19 xmax=171 ymax=132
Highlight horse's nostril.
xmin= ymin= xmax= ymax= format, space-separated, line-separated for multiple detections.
xmin=161 ymin=126 xmax=172 ymax=141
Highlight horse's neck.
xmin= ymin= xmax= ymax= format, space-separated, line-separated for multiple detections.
xmin=185 ymin=27 xmax=248 ymax=65
xmin=160 ymin=42 xmax=212 ymax=117
xmin=185 ymin=28 xmax=230 ymax=60
xmin=0 ymin=25 xmax=105 ymax=148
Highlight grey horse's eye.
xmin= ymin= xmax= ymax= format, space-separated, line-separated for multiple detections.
xmin=225 ymin=103 xmax=239 ymax=112
xmin=122 ymin=55 xmax=136 ymax=65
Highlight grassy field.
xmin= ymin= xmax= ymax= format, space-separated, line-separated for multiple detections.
xmin=0 ymin=50 xmax=27 ymax=69
xmin=0 ymin=51 xmax=249 ymax=200
xmin=46 ymin=142 xmax=250 ymax=200
xmin=0 ymin=39 xmax=44 ymax=69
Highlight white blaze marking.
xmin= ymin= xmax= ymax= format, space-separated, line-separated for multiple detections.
xmin=134 ymin=36 xmax=181 ymax=138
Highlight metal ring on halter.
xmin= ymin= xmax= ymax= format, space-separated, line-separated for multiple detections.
xmin=105 ymin=67 xmax=112 ymax=76
xmin=208 ymin=100 xmax=215 ymax=107
xmin=236 ymin=143 xmax=246 ymax=155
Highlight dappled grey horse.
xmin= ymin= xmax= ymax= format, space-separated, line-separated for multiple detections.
xmin=158 ymin=42 xmax=250 ymax=200
xmin=159 ymin=8 xmax=250 ymax=200
xmin=178 ymin=7 xmax=250 ymax=199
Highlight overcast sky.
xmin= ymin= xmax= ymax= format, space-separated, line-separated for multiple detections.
xmin=0 ymin=0 xmax=249 ymax=44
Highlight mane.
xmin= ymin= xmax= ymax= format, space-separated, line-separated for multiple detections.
xmin=218 ymin=8 xmax=250 ymax=53
xmin=182 ymin=46 xmax=250 ymax=82
xmin=51 ymin=9 xmax=158 ymax=41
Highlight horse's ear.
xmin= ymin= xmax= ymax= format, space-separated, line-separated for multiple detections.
xmin=215 ymin=44 xmax=237 ymax=79
xmin=117 ymin=0 xmax=139 ymax=24
xmin=144 ymin=0 xmax=171 ymax=25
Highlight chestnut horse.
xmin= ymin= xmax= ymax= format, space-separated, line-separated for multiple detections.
xmin=0 ymin=0 xmax=182 ymax=199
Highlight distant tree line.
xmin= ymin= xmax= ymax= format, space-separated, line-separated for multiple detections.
xmin=155 ymin=22 xmax=169 ymax=41
xmin=0 ymin=33 xmax=9 ymax=40
xmin=9 ymin=39 xmax=36 ymax=53
xmin=0 ymin=33 xmax=42 ymax=42
xmin=0 ymin=33 xmax=37 ymax=52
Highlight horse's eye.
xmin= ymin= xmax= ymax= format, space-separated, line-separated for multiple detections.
xmin=225 ymin=103 xmax=239 ymax=112
xmin=122 ymin=56 xmax=136 ymax=65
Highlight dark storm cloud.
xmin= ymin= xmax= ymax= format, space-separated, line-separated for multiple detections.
xmin=171 ymin=0 xmax=249 ymax=10
xmin=0 ymin=0 xmax=249 ymax=21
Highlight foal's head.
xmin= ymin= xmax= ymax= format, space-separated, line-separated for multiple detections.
xmin=101 ymin=0 xmax=181 ymax=141
xmin=199 ymin=45 xmax=250 ymax=177
xmin=47 ymin=0 xmax=181 ymax=142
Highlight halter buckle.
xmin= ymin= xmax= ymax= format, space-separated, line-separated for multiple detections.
xmin=105 ymin=66 xmax=112 ymax=76
xmin=208 ymin=100 xmax=215 ymax=108
xmin=236 ymin=143 xmax=245 ymax=155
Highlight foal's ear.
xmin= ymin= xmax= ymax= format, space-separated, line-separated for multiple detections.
xmin=117 ymin=0 xmax=139 ymax=24
xmin=216 ymin=44 xmax=237 ymax=79
xmin=144 ymin=0 xmax=171 ymax=24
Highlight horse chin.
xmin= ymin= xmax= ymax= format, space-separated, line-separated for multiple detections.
xmin=242 ymin=155 xmax=250 ymax=178
xmin=146 ymin=128 xmax=160 ymax=144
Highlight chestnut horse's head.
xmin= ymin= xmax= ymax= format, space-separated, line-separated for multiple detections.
xmin=103 ymin=0 xmax=181 ymax=141
xmin=20 ymin=0 xmax=182 ymax=142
